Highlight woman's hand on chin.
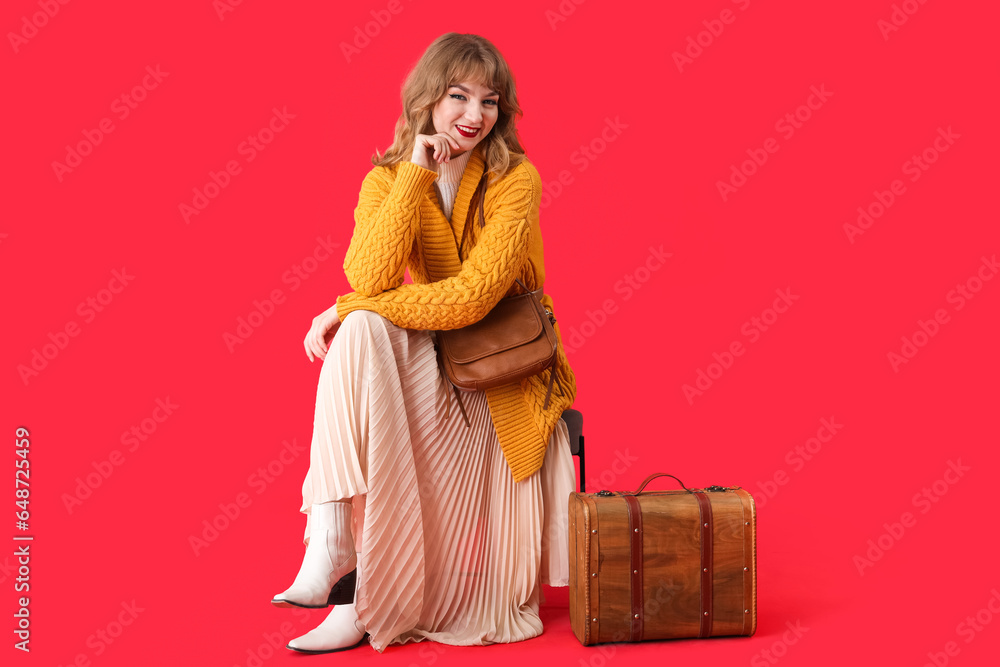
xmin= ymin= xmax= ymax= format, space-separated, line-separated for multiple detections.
xmin=411 ymin=132 xmax=461 ymax=171
xmin=304 ymin=304 xmax=342 ymax=362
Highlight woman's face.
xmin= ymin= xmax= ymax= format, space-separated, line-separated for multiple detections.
xmin=431 ymin=80 xmax=500 ymax=158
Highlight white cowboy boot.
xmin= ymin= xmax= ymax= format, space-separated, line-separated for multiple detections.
xmin=286 ymin=553 xmax=369 ymax=653
xmin=285 ymin=602 xmax=369 ymax=653
xmin=271 ymin=500 xmax=357 ymax=608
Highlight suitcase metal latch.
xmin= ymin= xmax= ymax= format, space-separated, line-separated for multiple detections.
xmin=596 ymin=490 xmax=614 ymax=497
xmin=705 ymin=485 xmax=728 ymax=492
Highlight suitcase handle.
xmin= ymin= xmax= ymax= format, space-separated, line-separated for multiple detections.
xmin=633 ymin=472 xmax=692 ymax=494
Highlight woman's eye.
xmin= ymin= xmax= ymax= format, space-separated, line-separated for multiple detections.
xmin=449 ymin=93 xmax=498 ymax=106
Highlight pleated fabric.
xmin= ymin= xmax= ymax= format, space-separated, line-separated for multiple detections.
xmin=298 ymin=309 xmax=575 ymax=653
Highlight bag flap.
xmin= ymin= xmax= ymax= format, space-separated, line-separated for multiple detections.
xmin=441 ymin=293 xmax=544 ymax=364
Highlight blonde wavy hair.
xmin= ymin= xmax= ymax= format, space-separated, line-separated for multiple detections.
xmin=372 ymin=33 xmax=526 ymax=183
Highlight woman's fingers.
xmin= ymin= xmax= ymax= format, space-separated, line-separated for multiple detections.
xmin=311 ymin=332 xmax=322 ymax=361
xmin=304 ymin=310 xmax=340 ymax=362
xmin=318 ymin=330 xmax=329 ymax=360
xmin=429 ymin=135 xmax=455 ymax=163
xmin=305 ymin=318 xmax=317 ymax=361
xmin=442 ymin=137 xmax=456 ymax=161
xmin=315 ymin=325 xmax=329 ymax=360
xmin=411 ymin=133 xmax=462 ymax=168
xmin=304 ymin=322 xmax=324 ymax=362
xmin=319 ymin=320 xmax=341 ymax=360
xmin=303 ymin=325 xmax=315 ymax=362
xmin=433 ymin=132 xmax=461 ymax=155
xmin=304 ymin=331 xmax=317 ymax=362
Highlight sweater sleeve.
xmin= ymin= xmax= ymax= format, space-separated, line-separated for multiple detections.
xmin=335 ymin=162 xmax=541 ymax=330
xmin=342 ymin=161 xmax=439 ymax=297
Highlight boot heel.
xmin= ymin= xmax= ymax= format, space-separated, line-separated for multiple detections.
xmin=327 ymin=568 xmax=357 ymax=605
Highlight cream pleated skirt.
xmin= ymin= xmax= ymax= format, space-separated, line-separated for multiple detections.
xmin=298 ymin=309 xmax=575 ymax=653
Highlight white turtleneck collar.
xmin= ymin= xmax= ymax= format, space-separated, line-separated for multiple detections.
xmin=434 ymin=149 xmax=475 ymax=222
xmin=436 ymin=149 xmax=474 ymax=184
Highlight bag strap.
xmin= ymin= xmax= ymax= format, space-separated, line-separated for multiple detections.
xmin=447 ymin=171 xmax=564 ymax=422
xmin=451 ymin=384 xmax=472 ymax=428
xmin=450 ymin=367 xmax=564 ymax=427
xmin=513 ymin=277 xmax=544 ymax=299
xmin=457 ymin=170 xmax=489 ymax=258
xmin=444 ymin=274 xmax=564 ymax=425
xmin=512 ymin=275 xmax=561 ymax=408
xmin=458 ymin=172 xmax=545 ymax=300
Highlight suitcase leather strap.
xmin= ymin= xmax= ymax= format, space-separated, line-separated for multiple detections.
xmin=585 ymin=497 xmax=601 ymax=644
xmin=623 ymin=493 xmax=643 ymax=642
xmin=694 ymin=491 xmax=714 ymax=638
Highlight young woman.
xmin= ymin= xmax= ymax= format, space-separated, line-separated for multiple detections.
xmin=271 ymin=32 xmax=578 ymax=654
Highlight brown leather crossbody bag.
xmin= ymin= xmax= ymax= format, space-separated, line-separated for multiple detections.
xmin=434 ymin=171 xmax=565 ymax=426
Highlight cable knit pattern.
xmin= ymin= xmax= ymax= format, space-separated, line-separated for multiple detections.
xmin=336 ymin=144 xmax=577 ymax=482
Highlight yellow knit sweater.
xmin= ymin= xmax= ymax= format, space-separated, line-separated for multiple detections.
xmin=335 ymin=143 xmax=577 ymax=482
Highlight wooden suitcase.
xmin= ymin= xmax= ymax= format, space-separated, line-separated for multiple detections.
xmin=568 ymin=473 xmax=757 ymax=645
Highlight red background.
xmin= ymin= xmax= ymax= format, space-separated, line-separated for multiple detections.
xmin=4 ymin=1 xmax=999 ymax=665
